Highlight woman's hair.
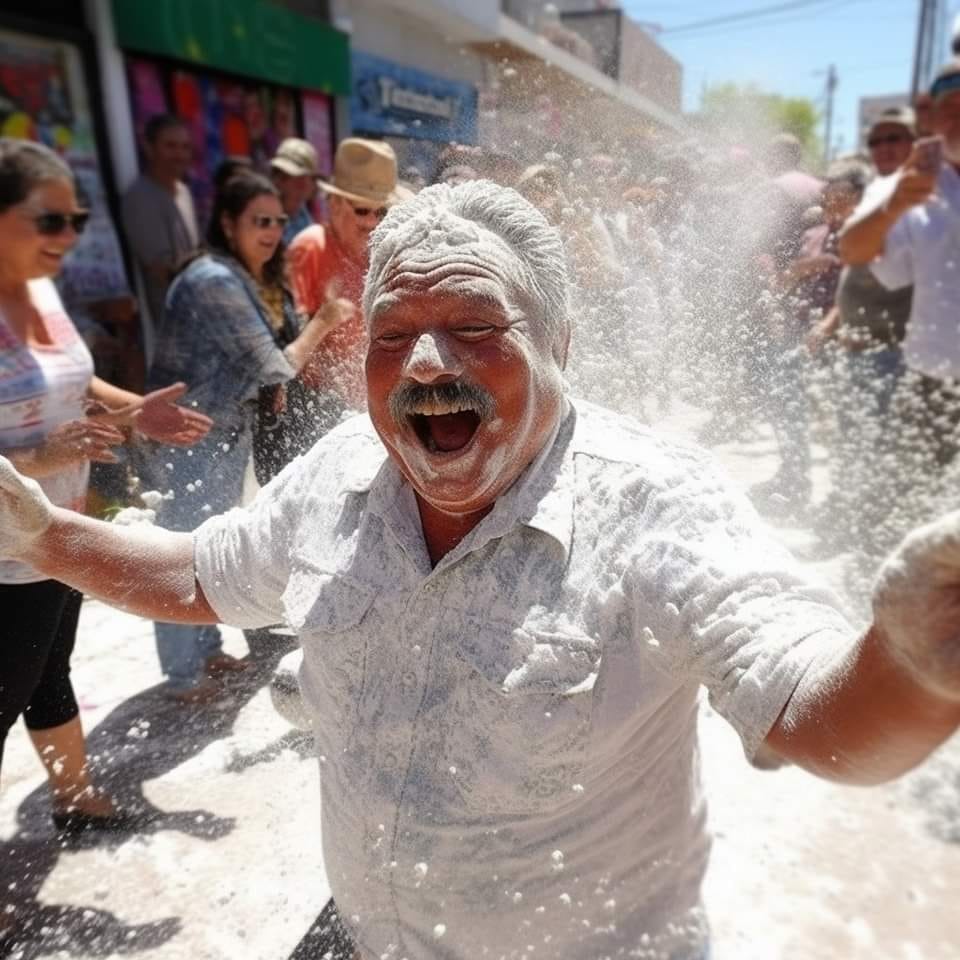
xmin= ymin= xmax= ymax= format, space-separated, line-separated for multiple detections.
xmin=213 ymin=156 xmax=254 ymax=193
xmin=0 ymin=138 xmax=73 ymax=214
xmin=205 ymin=170 xmax=285 ymax=287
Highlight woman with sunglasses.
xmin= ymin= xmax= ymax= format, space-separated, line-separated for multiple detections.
xmin=140 ymin=170 xmax=334 ymax=702
xmin=0 ymin=138 xmax=212 ymax=834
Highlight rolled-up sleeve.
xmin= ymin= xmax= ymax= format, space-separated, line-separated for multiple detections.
xmin=193 ymin=454 xmax=304 ymax=628
xmin=627 ymin=460 xmax=857 ymax=760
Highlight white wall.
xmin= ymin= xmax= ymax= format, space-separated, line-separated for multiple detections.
xmin=83 ymin=0 xmax=140 ymax=191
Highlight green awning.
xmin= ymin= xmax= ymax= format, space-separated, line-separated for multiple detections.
xmin=111 ymin=0 xmax=350 ymax=95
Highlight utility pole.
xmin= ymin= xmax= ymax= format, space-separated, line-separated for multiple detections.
xmin=912 ymin=0 xmax=942 ymax=98
xmin=823 ymin=63 xmax=838 ymax=167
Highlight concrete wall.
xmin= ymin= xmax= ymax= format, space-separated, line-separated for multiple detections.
xmin=618 ymin=17 xmax=681 ymax=114
xmin=333 ymin=0 xmax=487 ymax=85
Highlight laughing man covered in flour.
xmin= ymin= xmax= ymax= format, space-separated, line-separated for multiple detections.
xmin=3 ymin=181 xmax=960 ymax=960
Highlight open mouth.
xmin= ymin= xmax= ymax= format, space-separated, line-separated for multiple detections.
xmin=408 ymin=401 xmax=483 ymax=454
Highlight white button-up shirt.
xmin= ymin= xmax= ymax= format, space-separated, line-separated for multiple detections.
xmin=870 ymin=163 xmax=960 ymax=380
xmin=196 ymin=399 xmax=852 ymax=960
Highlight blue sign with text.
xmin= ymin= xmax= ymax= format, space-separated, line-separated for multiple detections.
xmin=351 ymin=51 xmax=478 ymax=144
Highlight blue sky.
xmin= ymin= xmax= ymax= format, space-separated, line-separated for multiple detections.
xmin=621 ymin=0 xmax=957 ymax=153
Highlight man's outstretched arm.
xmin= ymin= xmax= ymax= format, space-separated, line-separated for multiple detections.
xmin=2 ymin=456 xmax=217 ymax=624
xmin=765 ymin=626 xmax=960 ymax=785
xmin=765 ymin=514 xmax=960 ymax=785
xmin=839 ymin=143 xmax=937 ymax=266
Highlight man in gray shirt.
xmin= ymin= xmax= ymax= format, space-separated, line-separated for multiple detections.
xmin=121 ymin=114 xmax=199 ymax=364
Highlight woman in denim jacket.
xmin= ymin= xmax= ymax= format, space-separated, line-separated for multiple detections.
xmin=142 ymin=172 xmax=333 ymax=701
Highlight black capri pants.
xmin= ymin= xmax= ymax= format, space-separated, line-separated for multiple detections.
xmin=0 ymin=580 xmax=82 ymax=771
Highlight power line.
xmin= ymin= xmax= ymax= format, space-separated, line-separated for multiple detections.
xmin=658 ymin=2 xmax=899 ymax=43
xmin=659 ymin=0 xmax=864 ymax=35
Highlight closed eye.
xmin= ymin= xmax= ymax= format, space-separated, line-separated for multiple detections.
xmin=453 ymin=324 xmax=497 ymax=340
xmin=374 ymin=332 xmax=412 ymax=348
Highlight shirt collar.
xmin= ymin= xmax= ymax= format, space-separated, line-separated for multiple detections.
xmin=505 ymin=398 xmax=576 ymax=558
xmin=342 ymin=401 xmax=578 ymax=562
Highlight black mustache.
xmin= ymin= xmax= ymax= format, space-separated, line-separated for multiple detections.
xmin=389 ymin=380 xmax=495 ymax=422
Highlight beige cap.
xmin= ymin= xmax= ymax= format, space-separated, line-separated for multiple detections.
xmin=270 ymin=138 xmax=319 ymax=178
xmin=318 ymin=138 xmax=400 ymax=207
xmin=868 ymin=106 xmax=916 ymax=138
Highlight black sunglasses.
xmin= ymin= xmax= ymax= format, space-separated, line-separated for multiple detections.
xmin=351 ymin=204 xmax=389 ymax=220
xmin=250 ymin=214 xmax=290 ymax=229
xmin=868 ymin=133 xmax=913 ymax=148
xmin=32 ymin=211 xmax=90 ymax=235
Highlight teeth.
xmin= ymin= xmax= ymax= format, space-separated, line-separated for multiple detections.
xmin=411 ymin=400 xmax=477 ymax=416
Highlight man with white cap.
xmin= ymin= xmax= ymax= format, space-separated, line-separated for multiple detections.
xmin=838 ymin=61 xmax=960 ymax=551
xmin=269 ymin=137 xmax=319 ymax=245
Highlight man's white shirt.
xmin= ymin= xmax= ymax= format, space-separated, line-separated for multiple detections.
xmin=867 ymin=164 xmax=960 ymax=380
xmin=195 ymin=400 xmax=852 ymax=960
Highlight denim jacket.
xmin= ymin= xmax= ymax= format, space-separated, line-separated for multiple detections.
xmin=148 ymin=254 xmax=295 ymax=434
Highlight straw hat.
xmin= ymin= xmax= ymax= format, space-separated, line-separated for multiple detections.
xmin=318 ymin=138 xmax=400 ymax=207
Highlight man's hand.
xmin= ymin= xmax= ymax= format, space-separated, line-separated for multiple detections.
xmin=873 ymin=511 xmax=960 ymax=703
xmin=0 ymin=455 xmax=55 ymax=557
xmin=885 ymin=141 xmax=940 ymax=219
xmin=92 ymin=383 xmax=213 ymax=447
xmin=298 ymin=298 xmax=358 ymax=389
xmin=312 ymin=296 xmax=357 ymax=336
xmin=13 ymin=418 xmax=126 ymax=477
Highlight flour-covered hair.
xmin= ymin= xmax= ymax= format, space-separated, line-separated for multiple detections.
xmin=364 ymin=180 xmax=570 ymax=362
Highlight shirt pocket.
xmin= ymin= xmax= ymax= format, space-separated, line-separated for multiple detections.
xmin=282 ymin=558 xmax=376 ymax=747
xmin=443 ymin=620 xmax=600 ymax=816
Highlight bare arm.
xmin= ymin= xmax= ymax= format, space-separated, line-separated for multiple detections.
xmin=766 ymin=512 xmax=960 ymax=784
xmin=839 ymin=203 xmax=908 ymax=265
xmin=806 ymin=304 xmax=841 ymax=353
xmin=87 ymin=378 xmax=212 ymax=446
xmin=840 ymin=147 xmax=938 ymax=265
xmin=765 ymin=627 xmax=960 ymax=785
xmin=778 ymin=253 xmax=840 ymax=292
xmin=283 ymin=298 xmax=354 ymax=373
xmin=24 ymin=507 xmax=218 ymax=624
xmin=5 ymin=419 xmax=125 ymax=478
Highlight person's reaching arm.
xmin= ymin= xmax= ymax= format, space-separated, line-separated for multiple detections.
xmin=1 ymin=455 xmax=214 ymax=623
xmin=840 ymin=143 xmax=938 ymax=265
xmin=765 ymin=513 xmax=960 ymax=784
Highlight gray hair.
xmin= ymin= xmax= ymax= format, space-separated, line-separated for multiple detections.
xmin=825 ymin=160 xmax=871 ymax=195
xmin=363 ymin=180 xmax=570 ymax=363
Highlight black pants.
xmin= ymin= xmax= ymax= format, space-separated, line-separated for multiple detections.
xmin=0 ymin=580 xmax=82 ymax=773
xmin=288 ymin=900 xmax=357 ymax=959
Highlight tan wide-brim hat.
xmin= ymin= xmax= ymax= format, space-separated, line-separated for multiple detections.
xmin=318 ymin=138 xmax=401 ymax=207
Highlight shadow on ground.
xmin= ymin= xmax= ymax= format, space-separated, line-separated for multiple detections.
xmin=0 ymin=630 xmax=297 ymax=958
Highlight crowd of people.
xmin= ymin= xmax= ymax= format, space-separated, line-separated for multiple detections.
xmin=1 ymin=52 xmax=960 ymax=960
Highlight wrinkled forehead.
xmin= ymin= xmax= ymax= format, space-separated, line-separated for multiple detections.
xmin=366 ymin=209 xmax=531 ymax=323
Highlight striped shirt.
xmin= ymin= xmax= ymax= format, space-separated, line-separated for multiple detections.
xmin=0 ymin=278 xmax=93 ymax=584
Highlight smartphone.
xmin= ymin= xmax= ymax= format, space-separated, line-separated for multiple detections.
xmin=914 ymin=135 xmax=943 ymax=175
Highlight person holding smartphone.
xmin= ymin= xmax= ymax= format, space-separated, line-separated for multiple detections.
xmin=838 ymin=59 xmax=960 ymax=552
